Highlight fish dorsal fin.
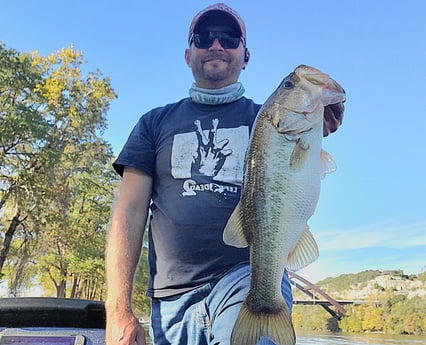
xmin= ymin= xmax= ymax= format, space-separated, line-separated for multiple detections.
xmin=287 ymin=226 xmax=319 ymax=271
xmin=223 ymin=203 xmax=249 ymax=248
xmin=320 ymin=149 xmax=336 ymax=179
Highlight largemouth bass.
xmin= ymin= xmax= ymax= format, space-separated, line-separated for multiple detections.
xmin=223 ymin=65 xmax=346 ymax=345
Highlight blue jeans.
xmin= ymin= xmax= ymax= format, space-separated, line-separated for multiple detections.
xmin=149 ymin=263 xmax=293 ymax=345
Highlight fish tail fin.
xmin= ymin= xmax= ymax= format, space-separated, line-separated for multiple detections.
xmin=231 ymin=301 xmax=296 ymax=345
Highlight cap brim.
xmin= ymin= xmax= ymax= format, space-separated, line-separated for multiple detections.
xmin=193 ymin=10 xmax=242 ymax=36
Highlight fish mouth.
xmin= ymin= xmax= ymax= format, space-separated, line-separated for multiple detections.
xmin=296 ymin=65 xmax=346 ymax=101
xmin=279 ymin=127 xmax=313 ymax=137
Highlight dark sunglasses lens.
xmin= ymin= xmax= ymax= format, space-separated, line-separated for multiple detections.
xmin=219 ymin=36 xmax=240 ymax=49
xmin=194 ymin=32 xmax=240 ymax=49
xmin=193 ymin=33 xmax=211 ymax=48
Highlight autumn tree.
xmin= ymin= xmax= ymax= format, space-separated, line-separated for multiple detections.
xmin=0 ymin=43 xmax=47 ymax=278
xmin=338 ymin=294 xmax=426 ymax=335
xmin=361 ymin=304 xmax=384 ymax=332
xmin=0 ymin=43 xmax=118 ymax=298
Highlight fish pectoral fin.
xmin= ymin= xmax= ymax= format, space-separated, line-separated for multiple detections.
xmin=223 ymin=203 xmax=249 ymax=248
xmin=289 ymin=138 xmax=310 ymax=171
xmin=287 ymin=226 xmax=319 ymax=271
xmin=231 ymin=300 xmax=296 ymax=345
xmin=320 ymin=149 xmax=336 ymax=179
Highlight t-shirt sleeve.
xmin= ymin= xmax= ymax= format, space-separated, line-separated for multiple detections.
xmin=112 ymin=112 xmax=156 ymax=177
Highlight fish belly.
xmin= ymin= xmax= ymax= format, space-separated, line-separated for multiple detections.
xmin=244 ymin=120 xmax=321 ymax=302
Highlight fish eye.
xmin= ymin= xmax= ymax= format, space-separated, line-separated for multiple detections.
xmin=282 ymin=80 xmax=293 ymax=88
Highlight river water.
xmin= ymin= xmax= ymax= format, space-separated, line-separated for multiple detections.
xmin=296 ymin=332 xmax=425 ymax=344
xmin=143 ymin=329 xmax=424 ymax=344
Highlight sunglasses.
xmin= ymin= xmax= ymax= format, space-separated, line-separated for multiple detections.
xmin=190 ymin=31 xmax=245 ymax=49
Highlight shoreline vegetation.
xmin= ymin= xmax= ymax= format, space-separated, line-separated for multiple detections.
xmin=292 ymin=270 xmax=426 ymax=336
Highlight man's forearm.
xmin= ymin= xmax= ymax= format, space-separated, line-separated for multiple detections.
xmin=105 ymin=204 xmax=146 ymax=312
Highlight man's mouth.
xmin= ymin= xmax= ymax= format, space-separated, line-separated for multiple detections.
xmin=203 ymin=54 xmax=229 ymax=63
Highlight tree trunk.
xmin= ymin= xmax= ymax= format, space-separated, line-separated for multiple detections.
xmin=70 ymin=276 xmax=79 ymax=299
xmin=56 ymin=279 xmax=67 ymax=298
xmin=0 ymin=209 xmax=22 ymax=274
xmin=9 ymin=239 xmax=30 ymax=297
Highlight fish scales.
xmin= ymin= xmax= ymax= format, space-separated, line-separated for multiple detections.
xmin=223 ymin=65 xmax=346 ymax=345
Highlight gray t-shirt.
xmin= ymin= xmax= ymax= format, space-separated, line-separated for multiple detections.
xmin=113 ymin=97 xmax=261 ymax=298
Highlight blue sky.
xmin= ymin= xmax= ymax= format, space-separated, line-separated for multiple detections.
xmin=1 ymin=0 xmax=425 ymax=284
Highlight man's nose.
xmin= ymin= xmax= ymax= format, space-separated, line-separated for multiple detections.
xmin=209 ymin=38 xmax=224 ymax=50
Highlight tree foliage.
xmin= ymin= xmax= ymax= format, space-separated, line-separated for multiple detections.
xmin=0 ymin=42 xmax=119 ymax=299
xmin=294 ymin=295 xmax=426 ymax=336
xmin=338 ymin=295 xmax=426 ymax=335
xmin=317 ymin=270 xmax=383 ymax=295
xmin=292 ymin=306 xmax=338 ymax=333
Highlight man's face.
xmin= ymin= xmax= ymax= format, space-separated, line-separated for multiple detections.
xmin=185 ymin=24 xmax=248 ymax=89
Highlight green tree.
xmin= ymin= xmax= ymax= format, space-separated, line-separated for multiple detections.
xmin=30 ymin=46 xmax=117 ymax=298
xmin=0 ymin=43 xmax=47 ymax=276
xmin=292 ymin=305 xmax=340 ymax=332
xmin=1 ymin=43 xmax=118 ymax=298
xmin=361 ymin=304 xmax=383 ymax=332
xmin=339 ymin=307 xmax=364 ymax=332
xmin=339 ymin=295 xmax=426 ymax=335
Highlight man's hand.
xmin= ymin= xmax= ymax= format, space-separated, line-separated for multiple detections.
xmin=323 ymin=102 xmax=345 ymax=137
xmin=106 ymin=310 xmax=147 ymax=345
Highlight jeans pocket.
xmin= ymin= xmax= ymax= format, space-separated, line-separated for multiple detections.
xmin=195 ymin=298 xmax=212 ymax=340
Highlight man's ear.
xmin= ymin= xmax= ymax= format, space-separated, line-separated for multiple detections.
xmin=242 ymin=48 xmax=250 ymax=70
xmin=244 ymin=48 xmax=250 ymax=63
xmin=185 ymin=49 xmax=191 ymax=67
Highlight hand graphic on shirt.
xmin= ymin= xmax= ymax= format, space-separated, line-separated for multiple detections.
xmin=191 ymin=119 xmax=232 ymax=178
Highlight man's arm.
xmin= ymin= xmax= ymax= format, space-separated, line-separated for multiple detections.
xmin=105 ymin=167 xmax=153 ymax=345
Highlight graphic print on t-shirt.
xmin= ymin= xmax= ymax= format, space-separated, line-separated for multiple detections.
xmin=171 ymin=118 xmax=249 ymax=196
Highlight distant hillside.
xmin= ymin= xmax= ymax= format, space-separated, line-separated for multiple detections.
xmin=292 ymin=270 xmax=426 ymax=335
xmin=310 ymin=269 xmax=426 ymax=300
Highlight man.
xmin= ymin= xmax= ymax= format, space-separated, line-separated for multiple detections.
xmin=105 ymin=3 xmax=344 ymax=345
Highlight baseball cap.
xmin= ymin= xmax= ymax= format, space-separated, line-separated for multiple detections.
xmin=188 ymin=3 xmax=246 ymax=44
